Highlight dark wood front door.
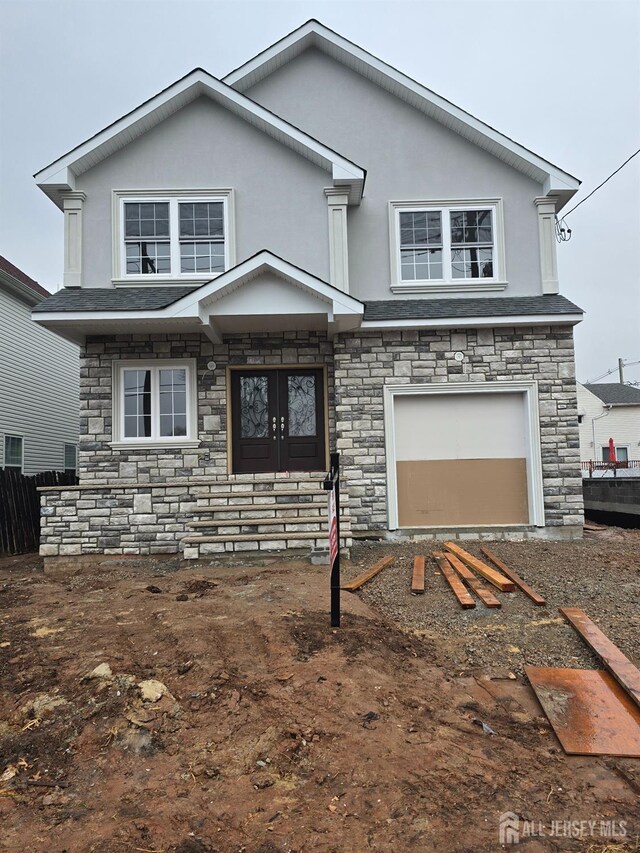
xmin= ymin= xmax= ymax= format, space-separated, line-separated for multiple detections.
xmin=230 ymin=368 xmax=326 ymax=474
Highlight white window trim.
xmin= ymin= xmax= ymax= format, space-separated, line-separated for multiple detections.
xmin=389 ymin=198 xmax=507 ymax=294
xmin=111 ymin=359 xmax=200 ymax=449
xmin=3 ymin=433 xmax=24 ymax=473
xmin=112 ymin=189 xmax=236 ymax=286
xmin=602 ymin=444 xmax=629 ymax=461
xmin=383 ymin=381 xmax=544 ymax=529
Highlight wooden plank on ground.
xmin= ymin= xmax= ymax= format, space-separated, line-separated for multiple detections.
xmin=443 ymin=553 xmax=501 ymax=608
xmin=480 ymin=547 xmax=546 ymax=606
xmin=443 ymin=542 xmax=515 ymax=592
xmin=341 ymin=556 xmax=395 ymax=592
xmin=411 ymin=556 xmax=426 ymax=594
xmin=432 ymin=552 xmax=475 ymax=609
xmin=560 ymin=607 xmax=640 ymax=710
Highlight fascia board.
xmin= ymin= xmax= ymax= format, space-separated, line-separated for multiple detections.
xmin=361 ymin=313 xmax=583 ymax=330
xmin=225 ymin=21 xmax=579 ymax=191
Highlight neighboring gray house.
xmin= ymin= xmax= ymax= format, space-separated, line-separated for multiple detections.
xmin=32 ymin=20 xmax=584 ymax=561
xmin=0 ymin=256 xmax=79 ymax=474
xmin=577 ymin=382 xmax=640 ymax=474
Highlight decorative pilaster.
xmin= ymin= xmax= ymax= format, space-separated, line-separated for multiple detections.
xmin=534 ymin=197 xmax=559 ymax=294
xmin=324 ymin=188 xmax=349 ymax=293
xmin=62 ymin=191 xmax=86 ymax=288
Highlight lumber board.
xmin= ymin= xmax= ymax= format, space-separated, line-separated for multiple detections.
xmin=443 ymin=553 xmax=501 ymax=608
xmin=443 ymin=542 xmax=515 ymax=592
xmin=480 ymin=547 xmax=546 ymax=606
xmin=560 ymin=607 xmax=640 ymax=710
xmin=411 ymin=556 xmax=426 ymax=594
xmin=341 ymin=556 xmax=395 ymax=592
xmin=432 ymin=553 xmax=475 ymax=609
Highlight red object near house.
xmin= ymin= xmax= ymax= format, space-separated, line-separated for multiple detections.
xmin=609 ymin=437 xmax=616 ymax=462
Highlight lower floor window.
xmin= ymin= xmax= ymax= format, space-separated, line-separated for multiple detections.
xmin=115 ymin=360 xmax=196 ymax=444
xmin=64 ymin=443 xmax=77 ymax=474
xmin=3 ymin=435 xmax=23 ymax=470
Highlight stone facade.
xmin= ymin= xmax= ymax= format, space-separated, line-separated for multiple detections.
xmin=40 ymin=323 xmax=584 ymax=558
xmin=79 ymin=331 xmax=335 ymax=482
xmin=333 ymin=325 xmax=583 ymax=533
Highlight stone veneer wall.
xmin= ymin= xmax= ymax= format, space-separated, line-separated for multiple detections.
xmin=41 ymin=324 xmax=584 ymax=557
xmin=332 ymin=325 xmax=584 ymax=533
xmin=79 ymin=331 xmax=335 ymax=482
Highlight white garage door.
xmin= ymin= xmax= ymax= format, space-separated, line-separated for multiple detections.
xmin=393 ymin=391 xmax=530 ymax=527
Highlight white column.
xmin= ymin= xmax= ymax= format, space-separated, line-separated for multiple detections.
xmin=325 ymin=188 xmax=349 ymax=293
xmin=62 ymin=191 xmax=86 ymax=288
xmin=534 ymin=197 xmax=559 ymax=294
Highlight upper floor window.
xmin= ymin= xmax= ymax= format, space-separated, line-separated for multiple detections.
xmin=389 ymin=199 xmax=505 ymax=293
xmin=113 ymin=190 xmax=235 ymax=283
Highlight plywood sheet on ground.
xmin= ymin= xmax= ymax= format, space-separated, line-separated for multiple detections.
xmin=560 ymin=607 xmax=640 ymax=709
xmin=525 ymin=667 xmax=640 ymax=757
xmin=396 ymin=458 xmax=529 ymax=527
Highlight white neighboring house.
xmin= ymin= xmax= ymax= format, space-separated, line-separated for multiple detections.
xmin=0 ymin=256 xmax=79 ymax=475
xmin=577 ymin=382 xmax=640 ymax=476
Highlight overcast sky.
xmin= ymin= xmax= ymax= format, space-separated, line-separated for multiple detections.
xmin=1 ymin=0 xmax=638 ymax=383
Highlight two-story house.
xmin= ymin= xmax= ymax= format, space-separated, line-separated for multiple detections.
xmin=32 ymin=21 xmax=584 ymax=562
xmin=0 ymin=256 xmax=79 ymax=475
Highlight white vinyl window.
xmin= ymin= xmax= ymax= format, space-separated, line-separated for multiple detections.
xmin=389 ymin=199 xmax=505 ymax=292
xmin=114 ymin=190 xmax=234 ymax=283
xmin=3 ymin=435 xmax=23 ymax=471
xmin=112 ymin=360 xmax=199 ymax=447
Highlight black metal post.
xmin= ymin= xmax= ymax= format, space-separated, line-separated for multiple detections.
xmin=323 ymin=451 xmax=341 ymax=628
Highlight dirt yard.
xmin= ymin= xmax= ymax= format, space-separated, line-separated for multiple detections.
xmin=0 ymin=534 xmax=638 ymax=853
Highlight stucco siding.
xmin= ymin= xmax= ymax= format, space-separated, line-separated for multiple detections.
xmin=244 ymin=48 xmax=546 ymax=301
xmin=577 ymin=384 xmax=640 ymax=463
xmin=78 ymin=97 xmax=331 ymax=288
xmin=0 ymin=287 xmax=79 ymax=473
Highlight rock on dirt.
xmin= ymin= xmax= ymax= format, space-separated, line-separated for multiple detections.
xmin=84 ymin=662 xmax=112 ymax=680
xmin=138 ymin=679 xmax=168 ymax=702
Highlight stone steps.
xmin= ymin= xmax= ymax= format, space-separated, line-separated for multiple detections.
xmin=188 ymin=516 xmax=327 ymax=528
xmin=181 ymin=474 xmax=350 ymax=559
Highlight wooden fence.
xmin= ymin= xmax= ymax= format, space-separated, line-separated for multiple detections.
xmin=0 ymin=469 xmax=78 ymax=556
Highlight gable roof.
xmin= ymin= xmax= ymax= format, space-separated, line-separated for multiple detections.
xmin=0 ymin=255 xmax=50 ymax=305
xmin=224 ymin=20 xmax=580 ymax=210
xmin=34 ymin=69 xmax=365 ymax=208
xmin=32 ymin=250 xmax=365 ymax=343
xmin=584 ymin=383 xmax=640 ymax=406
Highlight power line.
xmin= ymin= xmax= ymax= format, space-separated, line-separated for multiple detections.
xmin=563 ymin=147 xmax=640 ymax=219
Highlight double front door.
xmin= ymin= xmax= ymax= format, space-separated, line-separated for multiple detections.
xmin=230 ymin=368 xmax=326 ymax=473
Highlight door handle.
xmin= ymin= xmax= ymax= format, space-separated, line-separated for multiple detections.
xmin=272 ymin=416 xmax=277 ymax=440
xmin=280 ymin=416 xmax=285 ymax=440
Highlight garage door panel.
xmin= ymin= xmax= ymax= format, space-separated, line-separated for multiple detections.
xmin=397 ymin=458 xmax=529 ymax=526
xmin=392 ymin=390 xmax=531 ymax=527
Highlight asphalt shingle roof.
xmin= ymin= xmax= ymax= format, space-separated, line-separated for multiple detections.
xmin=34 ymin=288 xmax=583 ymax=320
xmin=0 ymin=256 xmax=50 ymax=298
xmin=584 ymin=383 xmax=640 ymax=406
xmin=32 ymin=286 xmax=199 ymax=312
xmin=363 ymin=294 xmax=582 ymax=320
